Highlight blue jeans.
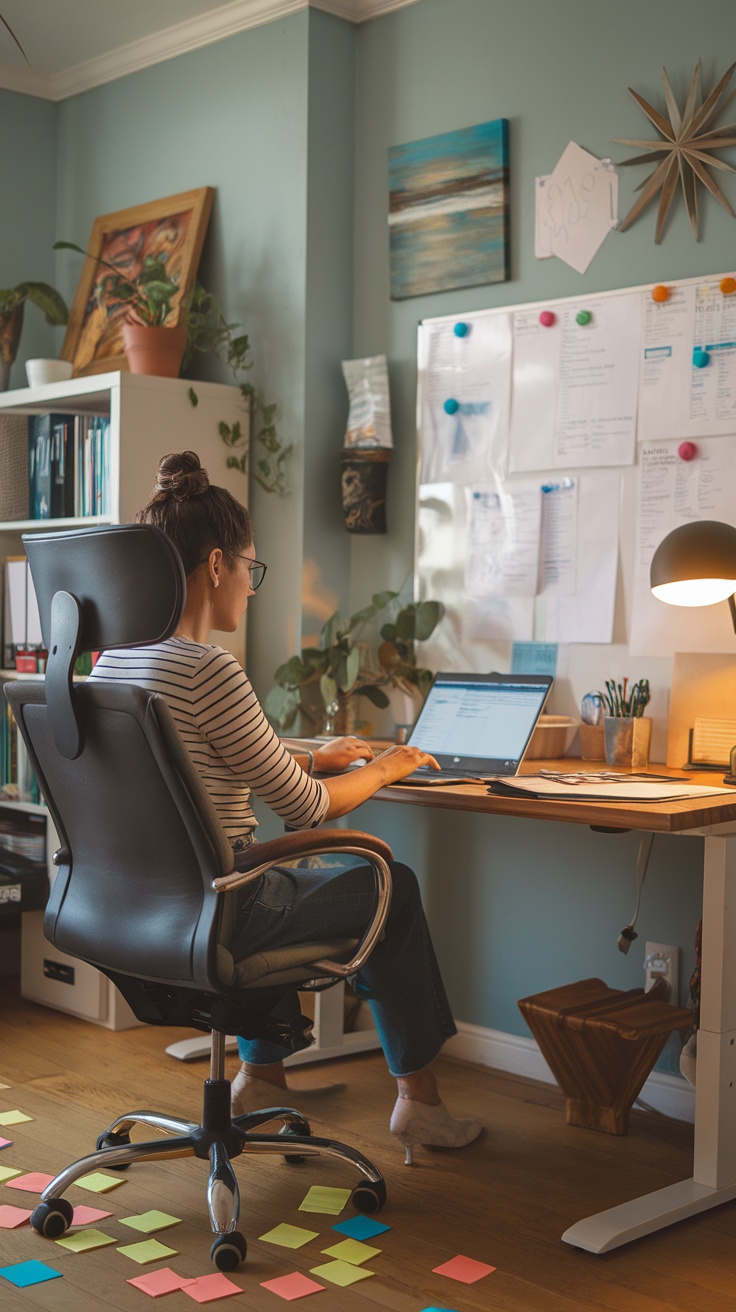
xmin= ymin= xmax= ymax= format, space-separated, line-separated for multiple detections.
xmin=233 ymin=858 xmax=456 ymax=1077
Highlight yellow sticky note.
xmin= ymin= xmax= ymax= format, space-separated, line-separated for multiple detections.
xmin=119 ymin=1210 xmax=181 ymax=1233
xmin=259 ymin=1222 xmax=320 ymax=1249
xmin=75 ymin=1172 xmax=125 ymax=1194
xmin=321 ymin=1238 xmax=381 ymax=1265
xmin=117 ymin=1238 xmax=178 ymax=1264
xmin=0 ymin=1111 xmax=32 ymax=1126
xmin=0 ymin=1166 xmax=23 ymax=1183
xmin=310 ymin=1259 xmax=375 ymax=1286
xmin=56 ymin=1227 xmax=117 ymax=1253
xmin=299 ymin=1186 xmax=352 ymax=1215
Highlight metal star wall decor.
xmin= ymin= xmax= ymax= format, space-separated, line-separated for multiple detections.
xmin=614 ymin=59 xmax=736 ymax=242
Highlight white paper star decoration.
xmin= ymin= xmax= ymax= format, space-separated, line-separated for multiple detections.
xmin=614 ymin=59 xmax=736 ymax=242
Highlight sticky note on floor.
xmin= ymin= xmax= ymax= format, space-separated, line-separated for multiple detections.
xmin=432 ymin=1254 xmax=497 ymax=1283
xmin=331 ymin=1215 xmax=390 ymax=1241
xmin=0 ymin=1205 xmax=32 ymax=1228
xmin=321 ymin=1237 xmax=380 ymax=1265
xmin=127 ymin=1267 xmax=193 ymax=1297
xmin=0 ymin=1259 xmax=62 ymax=1287
xmin=0 ymin=1166 xmax=22 ymax=1183
xmin=117 ymin=1238 xmax=178 ymax=1264
xmin=0 ymin=1138 xmax=12 ymax=1150
xmin=75 ymin=1171 xmax=125 ymax=1193
xmin=0 ymin=1111 xmax=32 ymax=1126
xmin=120 ymin=1210 xmax=181 ymax=1233
xmin=259 ymin=1222 xmax=319 ymax=1249
xmin=182 ymin=1272 xmax=243 ymax=1302
xmin=71 ymin=1206 xmax=113 ymax=1227
xmin=260 ymin=1272 xmax=325 ymax=1300
xmin=309 ymin=1259 xmax=374 ymax=1286
xmin=6 ymin=1172 xmax=55 ymax=1193
xmin=56 ymin=1227 xmax=117 ymax=1253
xmin=298 ymin=1185 xmax=351 ymax=1215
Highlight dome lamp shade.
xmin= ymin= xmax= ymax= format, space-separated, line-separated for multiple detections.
xmin=650 ymin=520 xmax=736 ymax=626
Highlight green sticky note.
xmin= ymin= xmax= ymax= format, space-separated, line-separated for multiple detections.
xmin=298 ymin=1186 xmax=351 ymax=1215
xmin=74 ymin=1172 xmax=125 ymax=1194
xmin=321 ymin=1238 xmax=381 ymax=1265
xmin=0 ymin=1111 xmax=32 ymax=1126
xmin=309 ymin=1259 xmax=375 ymax=1286
xmin=119 ymin=1210 xmax=181 ymax=1233
xmin=259 ymin=1222 xmax=320 ymax=1249
xmin=56 ymin=1227 xmax=117 ymax=1253
xmin=117 ymin=1238 xmax=178 ymax=1264
xmin=0 ymin=1166 xmax=23 ymax=1183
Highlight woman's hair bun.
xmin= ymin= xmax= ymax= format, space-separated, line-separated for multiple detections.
xmin=155 ymin=450 xmax=210 ymax=500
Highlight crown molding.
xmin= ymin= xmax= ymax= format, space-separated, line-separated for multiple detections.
xmin=0 ymin=0 xmax=422 ymax=102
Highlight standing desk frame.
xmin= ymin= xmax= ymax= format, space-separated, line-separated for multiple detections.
xmin=377 ymin=765 xmax=736 ymax=1254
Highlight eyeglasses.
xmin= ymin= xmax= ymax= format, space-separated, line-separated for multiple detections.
xmin=236 ymin=556 xmax=268 ymax=591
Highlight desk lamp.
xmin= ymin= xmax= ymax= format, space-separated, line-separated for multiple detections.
xmin=650 ymin=518 xmax=736 ymax=782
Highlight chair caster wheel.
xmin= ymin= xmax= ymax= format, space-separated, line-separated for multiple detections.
xmin=30 ymin=1198 xmax=74 ymax=1238
xmin=211 ymin=1231 xmax=247 ymax=1271
xmin=279 ymin=1121 xmax=310 ymax=1164
xmin=351 ymin=1177 xmax=386 ymax=1213
xmin=96 ymin=1129 xmax=132 ymax=1168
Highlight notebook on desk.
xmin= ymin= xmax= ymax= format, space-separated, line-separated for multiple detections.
xmin=393 ymin=671 xmax=553 ymax=785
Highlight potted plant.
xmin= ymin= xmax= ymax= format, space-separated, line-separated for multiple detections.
xmin=53 ymin=240 xmax=184 ymax=377
xmin=264 ymin=590 xmax=444 ymax=735
xmin=0 ymin=282 xmax=68 ymax=391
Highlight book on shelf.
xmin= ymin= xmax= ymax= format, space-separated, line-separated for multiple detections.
xmin=27 ymin=412 xmax=110 ymax=521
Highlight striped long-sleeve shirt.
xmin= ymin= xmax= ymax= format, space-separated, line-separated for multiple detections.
xmin=88 ymin=637 xmax=329 ymax=842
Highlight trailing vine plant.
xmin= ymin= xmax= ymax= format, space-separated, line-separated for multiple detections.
xmin=183 ymin=283 xmax=292 ymax=495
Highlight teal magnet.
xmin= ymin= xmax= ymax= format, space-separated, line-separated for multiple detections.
xmin=444 ymin=398 xmax=460 ymax=414
xmin=454 ymin=321 xmax=469 ymax=337
xmin=693 ymin=348 xmax=710 ymax=368
xmin=575 ymin=310 xmax=592 ymax=326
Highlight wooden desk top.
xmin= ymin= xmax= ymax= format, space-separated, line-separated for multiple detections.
xmin=376 ymin=759 xmax=736 ymax=835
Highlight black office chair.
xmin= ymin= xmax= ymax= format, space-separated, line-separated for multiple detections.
xmin=4 ymin=523 xmax=393 ymax=1272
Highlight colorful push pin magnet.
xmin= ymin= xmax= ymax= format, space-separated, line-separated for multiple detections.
xmin=678 ymin=441 xmax=698 ymax=461
xmin=575 ymin=310 xmax=592 ymax=326
xmin=444 ymin=398 xmax=460 ymax=415
xmin=693 ymin=348 xmax=710 ymax=368
xmin=539 ymin=310 xmax=556 ymax=328
xmin=652 ymin=284 xmax=670 ymax=303
xmin=453 ymin=321 xmax=470 ymax=338
xmin=721 ymin=276 xmax=736 ymax=295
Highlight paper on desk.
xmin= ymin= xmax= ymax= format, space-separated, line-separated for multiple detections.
xmin=487 ymin=775 xmax=736 ymax=802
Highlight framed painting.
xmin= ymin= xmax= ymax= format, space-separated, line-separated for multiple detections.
xmin=388 ymin=119 xmax=509 ymax=300
xmin=60 ymin=187 xmax=214 ymax=376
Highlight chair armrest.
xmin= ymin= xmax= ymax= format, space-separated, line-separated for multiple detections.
xmin=212 ymin=828 xmax=393 ymax=979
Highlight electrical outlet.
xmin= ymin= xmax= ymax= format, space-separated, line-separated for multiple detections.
xmin=644 ymin=941 xmax=679 ymax=1002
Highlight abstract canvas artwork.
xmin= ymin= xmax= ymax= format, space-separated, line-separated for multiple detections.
xmin=388 ymin=118 xmax=509 ymax=300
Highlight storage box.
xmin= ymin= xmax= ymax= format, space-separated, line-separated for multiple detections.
xmin=21 ymin=911 xmax=140 ymax=1030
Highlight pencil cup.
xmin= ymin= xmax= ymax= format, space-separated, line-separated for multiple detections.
xmin=604 ymin=716 xmax=652 ymax=770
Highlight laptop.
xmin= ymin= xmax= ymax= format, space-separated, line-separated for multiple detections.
xmin=394 ymin=671 xmax=553 ymax=784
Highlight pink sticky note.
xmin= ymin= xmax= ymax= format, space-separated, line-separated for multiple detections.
xmin=127 ymin=1267 xmax=194 ymax=1297
xmin=6 ymin=1172 xmax=55 ymax=1194
xmin=0 ymin=1204 xmax=32 ymax=1228
xmin=182 ymin=1272 xmax=243 ymax=1303
xmin=0 ymin=1138 xmax=12 ymax=1150
xmin=432 ymin=1254 xmax=497 ymax=1284
xmin=71 ymin=1206 xmax=113 ymax=1227
xmin=260 ymin=1272 xmax=326 ymax=1301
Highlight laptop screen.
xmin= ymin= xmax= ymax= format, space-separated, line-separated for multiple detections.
xmin=407 ymin=672 xmax=553 ymax=776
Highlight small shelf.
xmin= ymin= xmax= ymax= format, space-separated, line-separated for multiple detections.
xmin=0 ymin=516 xmax=112 ymax=533
xmin=0 ymin=798 xmax=46 ymax=815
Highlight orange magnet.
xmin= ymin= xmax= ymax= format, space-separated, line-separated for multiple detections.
xmin=652 ymin=284 xmax=670 ymax=303
xmin=721 ymin=276 xmax=736 ymax=295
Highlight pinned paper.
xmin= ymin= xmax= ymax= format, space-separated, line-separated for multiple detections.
xmin=321 ymin=1238 xmax=381 ymax=1265
xmin=56 ymin=1227 xmax=117 ymax=1253
xmin=71 ymin=1206 xmax=113 ymax=1227
xmin=182 ymin=1272 xmax=243 ymax=1303
xmin=432 ymin=1254 xmax=497 ymax=1283
xmin=0 ymin=1111 xmax=32 ymax=1126
xmin=127 ymin=1267 xmax=193 ymax=1297
xmin=0 ymin=1204 xmax=32 ymax=1228
xmin=309 ymin=1260 xmax=374 ymax=1287
xmin=298 ymin=1186 xmax=351 ymax=1215
xmin=6 ymin=1171 xmax=54 ymax=1193
xmin=0 ymin=1259 xmax=63 ymax=1287
xmin=120 ymin=1210 xmax=181 ymax=1233
xmin=260 ymin=1272 xmax=325 ymax=1301
xmin=332 ymin=1215 xmax=390 ymax=1241
xmin=117 ymin=1238 xmax=178 ymax=1264
xmin=75 ymin=1171 xmax=125 ymax=1193
xmin=259 ymin=1222 xmax=319 ymax=1249
xmin=0 ymin=1166 xmax=22 ymax=1183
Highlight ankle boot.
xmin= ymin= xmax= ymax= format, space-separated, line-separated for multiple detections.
xmin=389 ymin=1096 xmax=482 ymax=1166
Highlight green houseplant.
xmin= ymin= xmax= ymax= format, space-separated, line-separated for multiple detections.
xmin=264 ymin=590 xmax=444 ymax=734
xmin=0 ymin=282 xmax=69 ymax=391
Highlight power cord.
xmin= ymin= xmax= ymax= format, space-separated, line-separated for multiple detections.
xmin=617 ymin=832 xmax=654 ymax=953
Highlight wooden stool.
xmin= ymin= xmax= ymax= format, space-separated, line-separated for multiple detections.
xmin=518 ymin=977 xmax=693 ymax=1135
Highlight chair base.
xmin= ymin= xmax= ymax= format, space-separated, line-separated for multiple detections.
xmin=30 ymin=1079 xmax=386 ymax=1271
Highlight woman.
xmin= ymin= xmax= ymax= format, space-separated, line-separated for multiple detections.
xmin=90 ymin=451 xmax=480 ymax=1165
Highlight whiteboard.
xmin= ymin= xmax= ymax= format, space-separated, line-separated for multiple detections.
xmin=414 ymin=271 xmax=736 ymax=763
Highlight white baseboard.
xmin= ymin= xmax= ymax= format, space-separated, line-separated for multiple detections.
xmin=444 ymin=1021 xmax=695 ymax=1125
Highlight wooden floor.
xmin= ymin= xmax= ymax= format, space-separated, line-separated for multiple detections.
xmin=0 ymin=986 xmax=735 ymax=1311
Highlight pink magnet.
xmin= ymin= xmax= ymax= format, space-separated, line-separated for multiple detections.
xmin=539 ymin=310 xmax=556 ymax=328
xmin=678 ymin=441 xmax=698 ymax=461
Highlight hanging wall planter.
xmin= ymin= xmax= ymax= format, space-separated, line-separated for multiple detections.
xmin=340 ymin=448 xmax=390 ymax=534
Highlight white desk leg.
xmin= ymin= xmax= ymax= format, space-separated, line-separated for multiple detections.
xmin=563 ymin=831 xmax=736 ymax=1253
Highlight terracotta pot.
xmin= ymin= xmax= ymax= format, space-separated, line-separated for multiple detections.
xmin=0 ymin=303 xmax=24 ymax=391
xmin=121 ymin=321 xmax=186 ymax=378
xmin=340 ymin=448 xmax=390 ymax=534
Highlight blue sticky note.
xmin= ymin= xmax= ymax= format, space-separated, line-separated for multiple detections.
xmin=0 ymin=1260 xmax=63 ymax=1287
xmin=421 ymin=1307 xmax=458 ymax=1311
xmin=511 ymin=641 xmax=558 ymax=677
xmin=331 ymin=1215 xmax=391 ymax=1241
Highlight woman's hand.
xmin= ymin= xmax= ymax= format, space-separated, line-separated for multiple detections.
xmin=372 ymin=744 xmax=441 ymax=780
xmin=320 ymin=741 xmax=440 ymax=819
xmin=313 ymin=736 xmax=375 ymax=773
